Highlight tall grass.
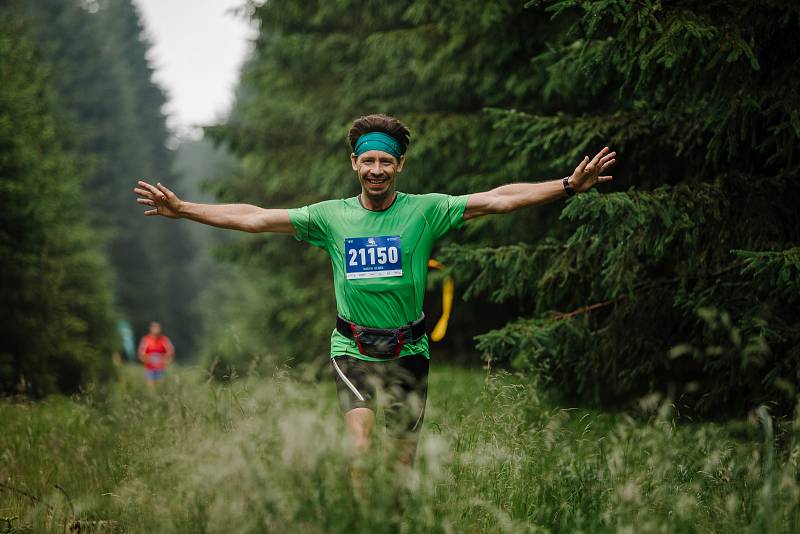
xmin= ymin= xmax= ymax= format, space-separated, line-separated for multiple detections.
xmin=1 ymin=363 xmax=798 ymax=533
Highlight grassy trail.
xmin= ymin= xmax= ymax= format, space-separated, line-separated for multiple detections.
xmin=1 ymin=363 xmax=798 ymax=533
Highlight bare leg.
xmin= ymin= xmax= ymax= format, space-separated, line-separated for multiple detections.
xmin=344 ymin=406 xmax=375 ymax=451
xmin=344 ymin=407 xmax=375 ymax=497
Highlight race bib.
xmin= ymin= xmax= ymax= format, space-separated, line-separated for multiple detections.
xmin=345 ymin=235 xmax=402 ymax=279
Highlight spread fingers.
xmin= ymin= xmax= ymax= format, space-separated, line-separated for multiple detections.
xmin=137 ymin=180 xmax=166 ymax=201
xmin=134 ymin=187 xmax=153 ymax=199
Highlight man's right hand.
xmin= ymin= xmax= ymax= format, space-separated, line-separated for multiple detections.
xmin=134 ymin=181 xmax=295 ymax=234
xmin=134 ymin=180 xmax=183 ymax=218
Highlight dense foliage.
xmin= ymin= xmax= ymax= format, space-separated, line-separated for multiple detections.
xmin=207 ymin=0 xmax=799 ymax=415
xmin=0 ymin=13 xmax=116 ymax=395
xmin=18 ymin=0 xmax=203 ymax=356
xmin=0 ymin=0 xmax=212 ymax=394
xmin=448 ymin=0 xmax=800 ymax=415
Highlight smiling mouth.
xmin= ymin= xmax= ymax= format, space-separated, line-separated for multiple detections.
xmin=366 ymin=177 xmax=387 ymax=185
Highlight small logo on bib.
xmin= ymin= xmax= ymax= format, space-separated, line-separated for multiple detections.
xmin=345 ymin=235 xmax=402 ymax=279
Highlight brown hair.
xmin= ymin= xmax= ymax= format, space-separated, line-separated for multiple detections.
xmin=348 ymin=114 xmax=411 ymax=154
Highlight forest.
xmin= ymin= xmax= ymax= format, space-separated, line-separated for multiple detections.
xmin=1 ymin=0 xmax=798 ymax=532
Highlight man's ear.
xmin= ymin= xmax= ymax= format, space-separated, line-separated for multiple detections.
xmin=397 ymin=155 xmax=405 ymax=173
xmin=350 ymin=153 xmax=358 ymax=171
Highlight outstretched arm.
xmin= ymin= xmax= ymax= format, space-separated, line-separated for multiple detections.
xmin=463 ymin=147 xmax=616 ymax=220
xmin=134 ymin=180 xmax=295 ymax=234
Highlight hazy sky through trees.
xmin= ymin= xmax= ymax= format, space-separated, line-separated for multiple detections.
xmin=133 ymin=0 xmax=256 ymax=138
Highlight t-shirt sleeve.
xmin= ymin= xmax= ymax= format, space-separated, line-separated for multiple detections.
xmin=426 ymin=193 xmax=470 ymax=241
xmin=287 ymin=203 xmax=329 ymax=249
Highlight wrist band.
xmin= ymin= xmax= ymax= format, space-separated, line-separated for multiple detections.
xmin=562 ymin=176 xmax=575 ymax=196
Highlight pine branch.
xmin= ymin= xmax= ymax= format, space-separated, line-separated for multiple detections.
xmin=551 ymin=261 xmax=746 ymax=321
xmin=552 ymin=296 xmax=624 ymax=319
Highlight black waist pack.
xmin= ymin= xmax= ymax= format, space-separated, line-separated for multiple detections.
xmin=336 ymin=315 xmax=426 ymax=359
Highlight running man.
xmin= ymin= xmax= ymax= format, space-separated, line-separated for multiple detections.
xmin=133 ymin=114 xmax=615 ymax=472
xmin=137 ymin=321 xmax=175 ymax=391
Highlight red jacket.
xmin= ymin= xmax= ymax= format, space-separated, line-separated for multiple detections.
xmin=138 ymin=334 xmax=174 ymax=370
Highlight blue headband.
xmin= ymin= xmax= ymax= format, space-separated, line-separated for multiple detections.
xmin=353 ymin=131 xmax=404 ymax=158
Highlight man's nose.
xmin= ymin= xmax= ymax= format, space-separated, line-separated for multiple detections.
xmin=368 ymin=162 xmax=382 ymax=174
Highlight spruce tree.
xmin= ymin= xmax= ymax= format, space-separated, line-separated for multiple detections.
xmin=19 ymin=0 xmax=203 ymax=355
xmin=445 ymin=0 xmax=800 ymax=414
xmin=0 ymin=12 xmax=117 ymax=395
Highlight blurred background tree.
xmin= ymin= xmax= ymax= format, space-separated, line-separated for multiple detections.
xmin=1 ymin=0 xmax=212 ymax=394
xmin=201 ymin=0 xmax=567 ymax=373
xmin=0 ymin=11 xmax=117 ymax=395
xmin=13 ymin=0 xmax=205 ymax=358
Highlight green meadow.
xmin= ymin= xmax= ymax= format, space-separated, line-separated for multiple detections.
xmin=2 ymin=364 xmax=798 ymax=533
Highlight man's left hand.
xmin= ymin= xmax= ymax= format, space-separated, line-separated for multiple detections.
xmin=569 ymin=147 xmax=616 ymax=193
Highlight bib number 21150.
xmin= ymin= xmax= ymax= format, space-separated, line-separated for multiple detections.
xmin=345 ymin=235 xmax=402 ymax=279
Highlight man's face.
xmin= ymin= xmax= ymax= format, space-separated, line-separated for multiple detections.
xmin=149 ymin=322 xmax=161 ymax=336
xmin=350 ymin=150 xmax=405 ymax=202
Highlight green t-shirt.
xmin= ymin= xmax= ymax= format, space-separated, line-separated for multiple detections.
xmin=287 ymin=192 xmax=469 ymax=361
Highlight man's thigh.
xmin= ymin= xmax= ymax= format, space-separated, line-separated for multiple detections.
xmin=330 ymin=355 xmax=429 ymax=438
xmin=330 ymin=356 xmax=377 ymax=413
